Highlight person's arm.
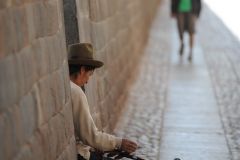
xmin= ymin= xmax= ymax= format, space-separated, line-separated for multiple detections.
xmin=171 ymin=0 xmax=178 ymax=17
xmin=192 ymin=0 xmax=202 ymax=18
xmin=76 ymin=91 xmax=121 ymax=151
xmin=197 ymin=0 xmax=202 ymax=18
xmin=71 ymin=83 xmax=137 ymax=153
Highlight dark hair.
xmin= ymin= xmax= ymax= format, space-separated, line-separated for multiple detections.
xmin=69 ymin=64 xmax=95 ymax=76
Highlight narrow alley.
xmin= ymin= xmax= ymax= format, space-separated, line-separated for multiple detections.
xmin=1 ymin=0 xmax=240 ymax=160
xmin=115 ymin=0 xmax=240 ymax=160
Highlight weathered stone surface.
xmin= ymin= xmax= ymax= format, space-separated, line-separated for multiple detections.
xmin=19 ymin=92 xmax=38 ymax=142
xmin=0 ymin=8 xmax=18 ymax=56
xmin=14 ymin=145 xmax=32 ymax=160
xmin=0 ymin=0 xmax=161 ymax=159
xmin=56 ymin=136 xmax=76 ymax=160
xmin=0 ymin=56 xmax=18 ymax=112
xmin=32 ymin=1 xmax=60 ymax=38
xmin=28 ymin=132 xmax=44 ymax=160
xmin=76 ymin=2 xmax=162 ymax=129
xmin=0 ymin=0 xmax=75 ymax=159
xmin=12 ymin=6 xmax=29 ymax=51
xmin=38 ymin=76 xmax=55 ymax=123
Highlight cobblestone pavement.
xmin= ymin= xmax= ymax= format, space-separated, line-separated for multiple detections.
xmin=199 ymin=5 xmax=240 ymax=160
xmin=115 ymin=1 xmax=240 ymax=160
xmin=114 ymin=1 xmax=171 ymax=160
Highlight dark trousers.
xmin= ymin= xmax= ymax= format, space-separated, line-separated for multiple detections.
xmin=77 ymin=154 xmax=85 ymax=160
xmin=77 ymin=152 xmax=101 ymax=160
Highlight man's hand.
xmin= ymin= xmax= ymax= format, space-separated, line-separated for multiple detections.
xmin=121 ymin=138 xmax=138 ymax=153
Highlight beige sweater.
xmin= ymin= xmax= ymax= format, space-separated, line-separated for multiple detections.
xmin=70 ymin=81 xmax=122 ymax=160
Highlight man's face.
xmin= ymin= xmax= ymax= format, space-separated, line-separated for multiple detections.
xmin=75 ymin=68 xmax=94 ymax=86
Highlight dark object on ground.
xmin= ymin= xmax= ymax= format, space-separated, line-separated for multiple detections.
xmin=103 ymin=150 xmax=145 ymax=160
xmin=174 ymin=158 xmax=181 ymax=160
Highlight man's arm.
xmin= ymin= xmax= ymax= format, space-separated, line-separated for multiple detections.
xmin=171 ymin=0 xmax=178 ymax=17
xmin=75 ymin=89 xmax=137 ymax=153
xmin=76 ymin=92 xmax=121 ymax=151
xmin=71 ymin=82 xmax=137 ymax=153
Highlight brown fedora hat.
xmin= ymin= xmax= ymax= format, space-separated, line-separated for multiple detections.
xmin=68 ymin=43 xmax=104 ymax=68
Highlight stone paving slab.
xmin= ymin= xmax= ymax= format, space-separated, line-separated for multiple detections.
xmin=159 ymin=150 xmax=231 ymax=160
xmin=158 ymin=2 xmax=231 ymax=156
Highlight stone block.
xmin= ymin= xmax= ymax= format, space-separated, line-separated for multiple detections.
xmin=16 ymin=47 xmax=38 ymax=95
xmin=19 ymin=91 xmax=38 ymax=141
xmin=32 ymin=1 xmax=59 ymax=38
xmin=28 ymin=132 xmax=44 ymax=160
xmin=46 ymin=32 xmax=67 ymax=72
xmin=15 ymin=53 xmax=27 ymax=98
xmin=91 ymin=0 xmax=105 ymax=20
xmin=99 ymin=98 xmax=111 ymax=129
xmin=0 ymin=8 xmax=18 ymax=56
xmin=38 ymin=110 xmax=74 ymax=160
xmin=49 ymin=113 xmax=66 ymax=157
xmin=76 ymin=0 xmax=90 ymax=16
xmin=9 ymin=105 xmax=26 ymax=151
xmin=57 ymin=136 xmax=77 ymax=160
xmin=48 ymin=70 xmax=65 ymax=112
xmin=96 ymin=78 xmax=105 ymax=103
xmin=38 ymin=76 xmax=55 ymax=123
xmin=25 ymin=3 xmax=37 ymax=42
xmin=31 ymin=84 xmax=43 ymax=127
xmin=48 ymin=36 xmax=59 ymax=72
xmin=0 ymin=112 xmax=19 ymax=160
xmin=12 ymin=6 xmax=29 ymax=51
xmin=0 ymin=56 xmax=18 ymax=112
xmin=59 ymin=32 xmax=68 ymax=63
xmin=14 ymin=145 xmax=32 ymax=160
xmin=62 ymin=62 xmax=71 ymax=104
xmin=61 ymin=101 xmax=75 ymax=141
xmin=89 ymin=0 xmax=108 ymax=22
xmin=91 ymin=23 xmax=107 ymax=50
xmin=32 ymin=39 xmax=50 ymax=78
xmin=78 ymin=17 xmax=91 ymax=42
xmin=39 ymin=124 xmax=52 ymax=160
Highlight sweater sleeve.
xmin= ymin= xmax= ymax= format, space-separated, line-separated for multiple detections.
xmin=71 ymin=83 xmax=122 ymax=151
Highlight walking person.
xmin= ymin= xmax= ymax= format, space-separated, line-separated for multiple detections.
xmin=171 ymin=0 xmax=202 ymax=61
xmin=68 ymin=43 xmax=138 ymax=160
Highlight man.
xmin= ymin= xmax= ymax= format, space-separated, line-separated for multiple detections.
xmin=171 ymin=0 xmax=201 ymax=61
xmin=68 ymin=43 xmax=138 ymax=160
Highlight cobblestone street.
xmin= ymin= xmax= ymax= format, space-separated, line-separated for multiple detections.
xmin=115 ymin=1 xmax=240 ymax=160
xmin=199 ymin=4 xmax=240 ymax=160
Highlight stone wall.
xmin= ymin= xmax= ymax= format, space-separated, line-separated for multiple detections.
xmin=0 ymin=0 xmax=161 ymax=159
xmin=0 ymin=1 xmax=76 ymax=160
xmin=75 ymin=0 xmax=161 ymax=132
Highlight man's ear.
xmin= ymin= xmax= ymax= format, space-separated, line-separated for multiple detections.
xmin=80 ymin=66 xmax=85 ymax=75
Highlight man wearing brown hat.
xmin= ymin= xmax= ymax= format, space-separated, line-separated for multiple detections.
xmin=68 ymin=43 xmax=137 ymax=160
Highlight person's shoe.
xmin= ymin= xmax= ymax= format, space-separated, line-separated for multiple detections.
xmin=179 ymin=44 xmax=184 ymax=56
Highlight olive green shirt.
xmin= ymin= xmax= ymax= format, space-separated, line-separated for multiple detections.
xmin=178 ymin=0 xmax=192 ymax=12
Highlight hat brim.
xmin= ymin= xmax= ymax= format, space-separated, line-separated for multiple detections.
xmin=68 ymin=59 xmax=104 ymax=68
